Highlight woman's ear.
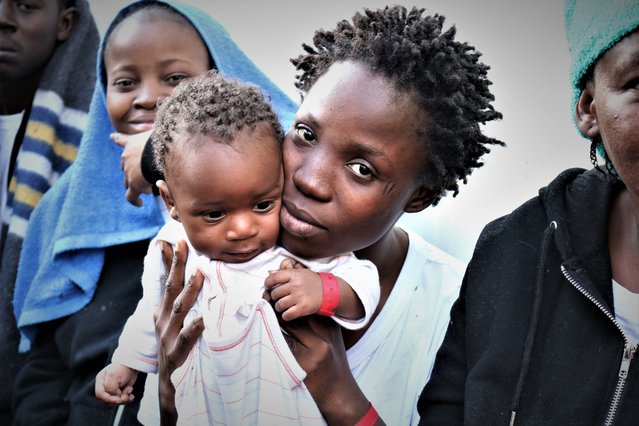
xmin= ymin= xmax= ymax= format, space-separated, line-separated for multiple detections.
xmin=404 ymin=185 xmax=438 ymax=213
xmin=156 ymin=180 xmax=180 ymax=222
xmin=575 ymin=83 xmax=599 ymax=139
xmin=56 ymin=7 xmax=75 ymax=43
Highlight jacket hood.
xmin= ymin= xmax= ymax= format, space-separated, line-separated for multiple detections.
xmin=537 ymin=167 xmax=620 ymax=306
xmin=508 ymin=167 xmax=622 ymax=423
xmin=539 ymin=168 xmax=623 ymax=281
xmin=538 ymin=168 xmax=614 ymax=259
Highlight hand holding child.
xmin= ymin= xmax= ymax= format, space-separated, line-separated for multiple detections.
xmin=94 ymin=363 xmax=138 ymax=406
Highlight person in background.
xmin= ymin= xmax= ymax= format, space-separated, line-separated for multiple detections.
xmin=0 ymin=0 xmax=98 ymax=421
xmin=419 ymin=0 xmax=639 ymax=424
xmin=11 ymin=1 xmax=296 ymax=424
xmin=152 ymin=5 xmax=504 ymax=425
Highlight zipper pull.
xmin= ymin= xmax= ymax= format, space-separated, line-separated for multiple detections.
xmin=619 ymin=345 xmax=637 ymax=379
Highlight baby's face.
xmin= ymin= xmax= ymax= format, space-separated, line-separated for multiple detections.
xmin=163 ymin=125 xmax=283 ymax=263
xmin=103 ymin=10 xmax=210 ymax=134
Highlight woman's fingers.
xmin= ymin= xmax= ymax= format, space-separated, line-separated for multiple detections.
xmin=158 ymin=240 xmax=187 ymax=319
xmin=168 ymin=268 xmax=204 ymax=335
xmin=111 ymin=131 xmax=153 ymax=207
xmin=160 ymin=240 xmax=174 ymax=273
xmin=154 ymin=240 xmax=203 ymax=425
xmin=110 ymin=132 xmax=128 ymax=147
xmin=125 ymin=188 xmax=143 ymax=207
xmin=282 ymin=315 xmax=333 ymax=346
xmin=173 ymin=268 xmax=204 ymax=315
xmin=155 ymin=239 xmax=204 ymax=365
xmin=172 ymin=315 xmax=205 ymax=361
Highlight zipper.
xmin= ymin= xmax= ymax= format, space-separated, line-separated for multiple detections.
xmin=604 ymin=345 xmax=637 ymax=425
xmin=561 ymin=265 xmax=637 ymax=426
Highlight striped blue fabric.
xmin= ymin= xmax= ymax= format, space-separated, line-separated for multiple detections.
xmin=4 ymin=93 xmax=86 ymax=234
xmin=0 ymin=0 xmax=100 ymax=409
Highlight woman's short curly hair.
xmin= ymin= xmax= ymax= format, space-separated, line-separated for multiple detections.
xmin=291 ymin=5 xmax=503 ymax=204
xmin=152 ymin=69 xmax=284 ymax=177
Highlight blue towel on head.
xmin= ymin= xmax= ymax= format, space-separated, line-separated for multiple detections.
xmin=14 ymin=0 xmax=298 ymax=352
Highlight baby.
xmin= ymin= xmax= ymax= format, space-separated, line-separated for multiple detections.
xmin=95 ymin=70 xmax=379 ymax=425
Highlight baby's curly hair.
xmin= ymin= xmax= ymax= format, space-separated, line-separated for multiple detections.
xmin=152 ymin=69 xmax=284 ymax=177
xmin=292 ymin=5 xmax=503 ymax=204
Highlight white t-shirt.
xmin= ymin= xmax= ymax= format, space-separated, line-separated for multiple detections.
xmin=0 ymin=111 xmax=25 ymax=224
xmin=347 ymin=228 xmax=463 ymax=425
xmin=123 ymin=218 xmax=379 ymax=425
xmin=136 ymin=227 xmax=462 ymax=425
xmin=613 ymin=279 xmax=639 ymax=345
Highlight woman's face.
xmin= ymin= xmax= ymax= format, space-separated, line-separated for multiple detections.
xmin=590 ymin=29 xmax=639 ymax=192
xmin=280 ymin=60 xmax=430 ymax=259
xmin=104 ymin=10 xmax=210 ymax=135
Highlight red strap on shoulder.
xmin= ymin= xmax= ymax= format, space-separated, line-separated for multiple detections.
xmin=317 ymin=272 xmax=339 ymax=317
xmin=355 ymin=403 xmax=379 ymax=426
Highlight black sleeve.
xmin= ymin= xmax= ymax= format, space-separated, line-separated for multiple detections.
xmin=12 ymin=319 xmax=72 ymax=426
xmin=417 ymin=270 xmax=468 ymax=425
xmin=13 ymin=241 xmax=150 ymax=426
xmin=141 ymin=136 xmax=164 ymax=194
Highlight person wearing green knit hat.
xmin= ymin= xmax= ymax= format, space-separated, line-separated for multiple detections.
xmin=566 ymin=0 xmax=639 ymax=176
xmin=419 ymin=0 xmax=639 ymax=424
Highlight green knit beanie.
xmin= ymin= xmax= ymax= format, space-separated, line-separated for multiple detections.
xmin=564 ymin=0 xmax=639 ymax=175
xmin=565 ymin=0 xmax=639 ymax=112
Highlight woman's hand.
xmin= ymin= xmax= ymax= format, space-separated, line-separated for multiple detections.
xmin=154 ymin=240 xmax=204 ymax=426
xmin=280 ymin=315 xmax=373 ymax=425
xmin=111 ymin=131 xmax=153 ymax=207
xmin=273 ymin=258 xmax=376 ymax=425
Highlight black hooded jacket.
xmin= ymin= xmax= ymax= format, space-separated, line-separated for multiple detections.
xmin=418 ymin=168 xmax=638 ymax=425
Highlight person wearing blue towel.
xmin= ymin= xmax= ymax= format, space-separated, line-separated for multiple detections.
xmin=419 ymin=0 xmax=639 ymax=423
xmin=11 ymin=1 xmax=297 ymax=425
xmin=0 ymin=0 xmax=99 ymax=422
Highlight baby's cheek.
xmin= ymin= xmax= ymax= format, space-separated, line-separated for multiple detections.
xmin=264 ymin=214 xmax=281 ymax=246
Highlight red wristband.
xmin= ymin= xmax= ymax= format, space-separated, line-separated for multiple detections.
xmin=317 ymin=272 xmax=339 ymax=316
xmin=355 ymin=403 xmax=379 ymax=426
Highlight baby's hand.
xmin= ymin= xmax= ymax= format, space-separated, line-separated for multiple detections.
xmin=95 ymin=363 xmax=138 ymax=405
xmin=264 ymin=267 xmax=323 ymax=321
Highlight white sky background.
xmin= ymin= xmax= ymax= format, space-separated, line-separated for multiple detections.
xmin=87 ymin=0 xmax=591 ymax=263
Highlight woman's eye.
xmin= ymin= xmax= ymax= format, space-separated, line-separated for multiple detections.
xmin=205 ymin=210 xmax=225 ymax=221
xmin=17 ymin=1 xmax=37 ymax=11
xmin=167 ymin=74 xmax=188 ymax=85
xmin=294 ymin=125 xmax=315 ymax=143
xmin=623 ymin=77 xmax=639 ymax=91
xmin=346 ymin=162 xmax=375 ymax=180
xmin=254 ymin=200 xmax=274 ymax=212
xmin=113 ymin=79 xmax=135 ymax=89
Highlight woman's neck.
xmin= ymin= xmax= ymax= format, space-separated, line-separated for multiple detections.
xmin=356 ymin=226 xmax=409 ymax=291
xmin=609 ymin=188 xmax=639 ymax=292
xmin=344 ymin=227 xmax=409 ymax=349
